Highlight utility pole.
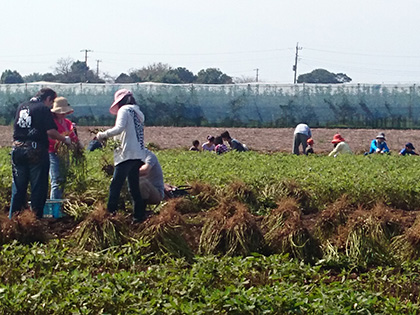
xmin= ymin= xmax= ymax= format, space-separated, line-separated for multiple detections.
xmin=80 ymin=49 xmax=93 ymax=66
xmin=293 ymin=42 xmax=302 ymax=84
xmin=254 ymin=68 xmax=259 ymax=82
xmin=96 ymin=59 xmax=102 ymax=77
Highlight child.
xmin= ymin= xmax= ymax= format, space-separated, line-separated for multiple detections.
xmin=399 ymin=142 xmax=418 ymax=156
xmin=202 ymin=135 xmax=215 ymax=152
xmin=305 ymin=138 xmax=314 ymax=155
xmin=214 ymin=136 xmax=228 ymax=155
xmin=189 ymin=140 xmax=200 ymax=151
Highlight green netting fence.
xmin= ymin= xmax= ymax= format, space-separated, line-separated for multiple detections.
xmin=0 ymin=82 xmax=419 ymax=128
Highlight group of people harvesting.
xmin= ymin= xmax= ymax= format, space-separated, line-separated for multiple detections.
xmin=9 ymin=89 xmax=418 ymax=223
xmin=293 ymin=123 xmax=418 ymax=157
xmin=10 ymin=88 xmax=164 ymax=223
xmin=189 ymin=131 xmax=248 ymax=154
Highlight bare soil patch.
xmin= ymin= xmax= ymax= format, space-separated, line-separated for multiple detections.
xmin=1 ymin=126 xmax=419 ymax=153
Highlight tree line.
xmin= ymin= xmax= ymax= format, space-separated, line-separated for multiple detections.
xmin=0 ymin=57 xmax=352 ymax=84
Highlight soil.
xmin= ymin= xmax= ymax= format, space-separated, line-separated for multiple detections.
xmin=1 ymin=125 xmax=420 ymax=154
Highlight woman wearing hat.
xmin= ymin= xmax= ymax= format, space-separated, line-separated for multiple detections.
xmin=96 ymin=89 xmax=147 ymax=223
xmin=48 ymin=97 xmax=80 ymax=199
xmin=328 ymin=134 xmax=352 ymax=157
xmin=368 ymin=132 xmax=390 ymax=154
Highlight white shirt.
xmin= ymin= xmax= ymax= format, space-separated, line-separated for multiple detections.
xmin=100 ymin=104 xmax=146 ymax=165
xmin=294 ymin=123 xmax=312 ymax=137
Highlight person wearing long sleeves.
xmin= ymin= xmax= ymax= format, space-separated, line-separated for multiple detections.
xmin=368 ymin=132 xmax=390 ymax=154
xmin=96 ymin=89 xmax=147 ymax=223
xmin=328 ymin=134 xmax=353 ymax=157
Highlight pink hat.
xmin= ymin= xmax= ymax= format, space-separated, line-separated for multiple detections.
xmin=109 ymin=89 xmax=133 ymax=115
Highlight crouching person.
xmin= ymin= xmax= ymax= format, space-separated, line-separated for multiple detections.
xmin=139 ymin=149 xmax=164 ymax=206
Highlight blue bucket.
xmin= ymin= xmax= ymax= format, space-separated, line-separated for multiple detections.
xmin=42 ymin=199 xmax=67 ymax=218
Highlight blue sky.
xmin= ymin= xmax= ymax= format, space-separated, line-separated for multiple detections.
xmin=2 ymin=0 xmax=420 ymax=84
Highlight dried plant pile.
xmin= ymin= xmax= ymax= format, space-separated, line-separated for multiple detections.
xmin=344 ymin=203 xmax=399 ymax=266
xmin=138 ymin=203 xmax=193 ymax=260
xmin=392 ymin=216 xmax=420 ymax=261
xmin=189 ymin=181 xmax=219 ymax=210
xmin=263 ymin=198 xmax=320 ymax=262
xmin=1 ymin=210 xmax=48 ymax=244
xmin=315 ymin=195 xmax=355 ymax=241
xmin=199 ymin=201 xmax=263 ymax=256
xmin=75 ymin=204 xmax=129 ymax=251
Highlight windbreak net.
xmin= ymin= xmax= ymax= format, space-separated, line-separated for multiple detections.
xmin=0 ymin=82 xmax=419 ymax=128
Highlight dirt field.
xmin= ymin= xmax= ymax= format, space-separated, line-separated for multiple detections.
xmin=2 ymin=125 xmax=420 ymax=154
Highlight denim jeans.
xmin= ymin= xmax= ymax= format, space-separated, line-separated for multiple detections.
xmin=9 ymin=148 xmax=50 ymax=219
xmin=49 ymin=152 xmax=64 ymax=199
xmin=107 ymin=159 xmax=145 ymax=219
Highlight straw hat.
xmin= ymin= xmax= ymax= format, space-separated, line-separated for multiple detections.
xmin=331 ymin=134 xmax=345 ymax=144
xmin=51 ymin=97 xmax=74 ymax=115
xmin=109 ymin=89 xmax=133 ymax=115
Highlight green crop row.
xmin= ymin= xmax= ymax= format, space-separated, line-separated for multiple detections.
xmin=0 ymin=241 xmax=419 ymax=313
xmin=0 ymin=148 xmax=419 ymax=214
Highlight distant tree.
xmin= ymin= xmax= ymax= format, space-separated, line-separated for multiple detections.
xmin=168 ymin=67 xmax=196 ymax=83
xmin=195 ymin=68 xmax=233 ymax=84
xmin=54 ymin=57 xmax=74 ymax=76
xmin=297 ymin=69 xmax=352 ymax=84
xmin=233 ymin=75 xmax=256 ymax=83
xmin=115 ymin=73 xmax=135 ymax=83
xmin=129 ymin=62 xmax=171 ymax=82
xmin=161 ymin=72 xmax=182 ymax=84
xmin=42 ymin=73 xmax=57 ymax=82
xmin=24 ymin=72 xmax=44 ymax=82
xmin=54 ymin=60 xmax=104 ymax=83
xmin=1 ymin=70 xmax=24 ymax=84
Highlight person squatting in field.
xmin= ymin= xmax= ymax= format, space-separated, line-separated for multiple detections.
xmin=96 ymin=89 xmax=148 ymax=223
xmin=399 ymin=142 xmax=418 ymax=156
xmin=221 ymin=130 xmax=248 ymax=152
xmin=214 ymin=136 xmax=228 ymax=155
xmin=10 ymin=88 xmax=72 ymax=219
xmin=48 ymin=97 xmax=82 ymax=199
xmin=202 ymin=135 xmax=215 ymax=152
xmin=139 ymin=149 xmax=165 ymax=207
xmin=328 ymin=134 xmax=353 ymax=157
xmin=368 ymin=132 xmax=390 ymax=154
xmin=293 ymin=123 xmax=312 ymax=155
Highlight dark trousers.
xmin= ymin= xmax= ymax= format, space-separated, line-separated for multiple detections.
xmin=293 ymin=133 xmax=309 ymax=155
xmin=9 ymin=149 xmax=50 ymax=219
xmin=107 ymin=159 xmax=145 ymax=219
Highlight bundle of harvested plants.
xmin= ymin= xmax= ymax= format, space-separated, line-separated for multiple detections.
xmin=138 ymin=203 xmax=193 ymax=260
xmin=74 ymin=204 xmax=129 ymax=250
xmin=263 ymin=198 xmax=320 ymax=262
xmin=1 ymin=210 xmax=48 ymax=244
xmin=199 ymin=201 xmax=263 ymax=256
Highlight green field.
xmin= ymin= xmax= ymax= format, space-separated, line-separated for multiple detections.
xmin=1 ymin=148 xmax=420 ymax=313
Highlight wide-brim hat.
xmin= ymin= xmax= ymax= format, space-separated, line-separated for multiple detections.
xmin=376 ymin=132 xmax=386 ymax=140
xmin=331 ymin=133 xmax=345 ymax=144
xmin=51 ymin=97 xmax=74 ymax=115
xmin=110 ymin=89 xmax=133 ymax=115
